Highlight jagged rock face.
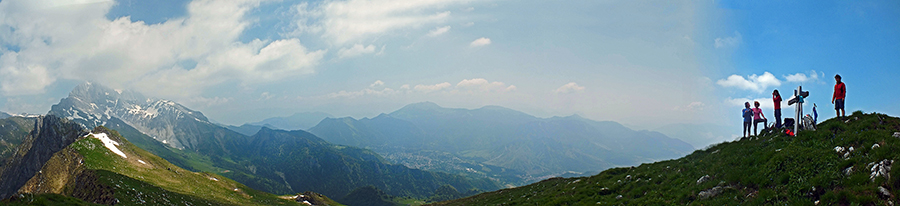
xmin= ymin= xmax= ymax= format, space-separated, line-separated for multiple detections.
xmin=17 ymin=147 xmax=85 ymax=195
xmin=0 ymin=115 xmax=86 ymax=199
xmin=49 ymin=82 xmax=209 ymax=150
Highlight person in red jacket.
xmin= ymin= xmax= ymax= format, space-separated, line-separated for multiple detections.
xmin=832 ymin=74 xmax=846 ymax=119
xmin=772 ymin=89 xmax=782 ymax=128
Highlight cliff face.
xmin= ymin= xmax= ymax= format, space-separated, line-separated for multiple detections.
xmin=0 ymin=115 xmax=86 ymax=199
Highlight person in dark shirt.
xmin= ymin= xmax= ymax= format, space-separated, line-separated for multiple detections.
xmin=772 ymin=89 xmax=782 ymax=128
xmin=832 ymin=74 xmax=846 ymax=119
xmin=742 ymin=102 xmax=752 ymax=138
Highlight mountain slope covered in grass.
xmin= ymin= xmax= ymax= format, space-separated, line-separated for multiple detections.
xmin=0 ymin=115 xmax=311 ymax=205
xmin=433 ymin=111 xmax=900 ymax=205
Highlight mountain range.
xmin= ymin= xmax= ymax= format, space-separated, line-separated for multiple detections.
xmin=249 ymin=112 xmax=334 ymax=131
xmin=225 ymin=112 xmax=333 ymax=136
xmin=38 ymin=82 xmax=500 ymax=201
xmin=308 ymin=102 xmax=695 ymax=185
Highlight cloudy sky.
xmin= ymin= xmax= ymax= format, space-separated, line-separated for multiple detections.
xmin=1 ymin=0 xmax=898 ymax=143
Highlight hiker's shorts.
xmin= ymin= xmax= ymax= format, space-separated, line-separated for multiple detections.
xmin=835 ymin=99 xmax=844 ymax=110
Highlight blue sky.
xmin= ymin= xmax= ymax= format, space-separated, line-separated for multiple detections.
xmin=0 ymin=0 xmax=897 ymax=145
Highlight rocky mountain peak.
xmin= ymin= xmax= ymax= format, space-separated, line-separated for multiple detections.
xmin=50 ymin=82 xmax=209 ymax=150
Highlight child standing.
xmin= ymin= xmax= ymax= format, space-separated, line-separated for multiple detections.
xmin=752 ymin=101 xmax=768 ymax=136
xmin=742 ymin=102 xmax=752 ymax=138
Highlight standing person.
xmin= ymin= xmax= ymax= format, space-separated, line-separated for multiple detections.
xmin=752 ymin=101 xmax=768 ymax=136
xmin=742 ymin=102 xmax=752 ymax=138
xmin=832 ymin=74 xmax=846 ymax=119
xmin=772 ymin=89 xmax=782 ymax=128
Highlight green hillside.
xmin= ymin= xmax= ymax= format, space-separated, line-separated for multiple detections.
xmin=7 ymin=124 xmax=316 ymax=205
xmin=433 ymin=111 xmax=900 ymax=205
xmin=72 ymin=127 xmax=296 ymax=205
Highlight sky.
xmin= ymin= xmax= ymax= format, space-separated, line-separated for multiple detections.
xmin=1 ymin=0 xmax=898 ymax=145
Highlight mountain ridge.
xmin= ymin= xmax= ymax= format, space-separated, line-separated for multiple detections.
xmin=309 ymin=102 xmax=695 ymax=185
xmin=45 ymin=82 xmax=501 ymax=200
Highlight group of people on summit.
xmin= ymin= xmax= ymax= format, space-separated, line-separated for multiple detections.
xmin=741 ymin=74 xmax=847 ymax=138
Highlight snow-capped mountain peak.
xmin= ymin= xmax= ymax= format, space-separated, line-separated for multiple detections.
xmin=49 ymin=82 xmax=209 ymax=150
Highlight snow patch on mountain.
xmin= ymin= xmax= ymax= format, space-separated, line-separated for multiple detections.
xmin=89 ymin=132 xmax=127 ymax=158
xmin=127 ymin=105 xmax=158 ymax=119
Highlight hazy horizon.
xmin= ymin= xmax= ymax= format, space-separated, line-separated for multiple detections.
xmin=1 ymin=0 xmax=898 ymax=146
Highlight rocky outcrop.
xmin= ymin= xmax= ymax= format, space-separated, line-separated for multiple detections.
xmin=17 ymin=147 xmax=85 ymax=195
xmin=699 ymin=185 xmax=733 ymax=199
xmin=0 ymin=115 xmax=86 ymax=199
xmin=295 ymin=191 xmax=330 ymax=205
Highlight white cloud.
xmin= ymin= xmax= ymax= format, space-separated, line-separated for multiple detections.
xmin=0 ymin=53 xmax=55 ymax=95
xmin=456 ymin=78 xmax=515 ymax=92
xmin=370 ymin=80 xmax=385 ymax=87
xmin=462 ymin=7 xmax=474 ymax=12
xmin=427 ymin=26 xmax=451 ymax=37
xmin=461 ymin=22 xmax=474 ymax=27
xmin=414 ymin=82 xmax=452 ymax=93
xmin=0 ymin=0 xmax=325 ymax=98
xmin=185 ymin=96 xmax=233 ymax=108
xmin=716 ymin=72 xmax=781 ymax=93
xmin=338 ymin=44 xmax=376 ymax=58
xmin=784 ymin=70 xmax=820 ymax=83
xmin=294 ymin=0 xmax=470 ymax=45
xmin=324 ymin=88 xmax=398 ymax=99
xmin=674 ymin=101 xmax=705 ymax=111
xmin=469 ymin=37 xmax=491 ymax=47
xmin=554 ymin=82 xmax=585 ymax=94
xmin=259 ymin=92 xmax=275 ymax=100
xmin=714 ymin=31 xmax=742 ymax=48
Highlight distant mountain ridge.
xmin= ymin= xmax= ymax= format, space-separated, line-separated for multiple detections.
xmin=44 ymin=82 xmax=500 ymax=199
xmin=248 ymin=112 xmax=333 ymax=131
xmin=309 ymin=102 xmax=695 ymax=184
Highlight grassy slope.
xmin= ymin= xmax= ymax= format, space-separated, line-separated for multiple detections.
xmin=69 ymin=127 xmax=301 ymax=206
xmin=2 ymin=193 xmax=103 ymax=206
xmin=434 ymin=111 xmax=900 ymax=205
xmin=105 ymin=120 xmax=294 ymax=195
